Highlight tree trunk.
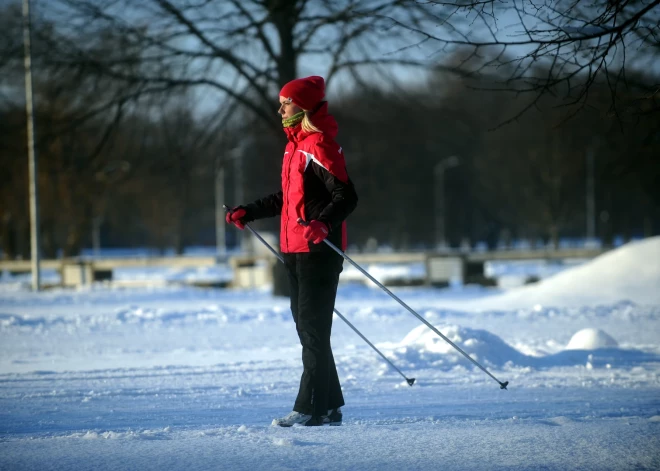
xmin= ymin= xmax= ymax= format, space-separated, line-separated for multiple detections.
xmin=1 ymin=217 xmax=16 ymax=259
xmin=549 ymin=224 xmax=559 ymax=250
xmin=643 ymin=215 xmax=652 ymax=237
xmin=19 ymin=220 xmax=30 ymax=260
xmin=41 ymin=223 xmax=58 ymax=259
xmin=270 ymin=1 xmax=298 ymax=86
xmin=64 ymin=226 xmax=82 ymax=257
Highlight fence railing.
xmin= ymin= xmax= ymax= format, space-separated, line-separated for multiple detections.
xmin=0 ymin=247 xmax=607 ymax=289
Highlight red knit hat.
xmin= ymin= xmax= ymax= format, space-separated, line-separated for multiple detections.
xmin=279 ymin=76 xmax=325 ymax=111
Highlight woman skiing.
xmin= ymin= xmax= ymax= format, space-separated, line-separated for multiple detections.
xmin=226 ymin=76 xmax=358 ymax=426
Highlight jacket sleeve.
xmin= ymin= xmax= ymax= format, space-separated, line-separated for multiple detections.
xmin=311 ymin=140 xmax=358 ymax=230
xmin=242 ymin=191 xmax=283 ymax=221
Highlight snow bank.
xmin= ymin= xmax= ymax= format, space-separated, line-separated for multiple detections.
xmin=393 ymin=324 xmax=660 ymax=370
xmin=471 ymin=237 xmax=660 ymax=309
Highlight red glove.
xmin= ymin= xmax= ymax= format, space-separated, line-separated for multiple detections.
xmin=225 ymin=207 xmax=247 ymax=230
xmin=302 ymin=220 xmax=329 ymax=244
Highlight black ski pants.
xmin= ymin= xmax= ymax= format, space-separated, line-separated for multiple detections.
xmin=282 ymin=251 xmax=345 ymax=417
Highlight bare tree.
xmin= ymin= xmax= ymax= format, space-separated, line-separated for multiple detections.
xmin=0 ymin=4 xmax=170 ymax=257
xmin=391 ymin=0 xmax=660 ymax=125
xmin=38 ymin=0 xmax=452 ymax=130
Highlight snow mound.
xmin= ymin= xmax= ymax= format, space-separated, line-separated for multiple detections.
xmin=394 ymin=324 xmax=525 ymax=369
xmin=392 ymin=323 xmax=660 ymax=371
xmin=472 ymin=237 xmax=660 ymax=309
xmin=565 ymin=328 xmax=618 ymax=350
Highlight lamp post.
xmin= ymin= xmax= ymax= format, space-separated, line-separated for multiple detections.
xmin=23 ymin=0 xmax=40 ymax=290
xmin=215 ymin=145 xmax=244 ymax=257
xmin=215 ymin=162 xmax=226 ymax=257
xmin=586 ymin=145 xmax=596 ymax=243
xmin=434 ymin=155 xmax=460 ymax=250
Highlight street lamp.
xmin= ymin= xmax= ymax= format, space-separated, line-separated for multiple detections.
xmin=434 ymin=155 xmax=460 ymax=250
xmin=585 ymin=139 xmax=600 ymax=246
xmin=23 ymin=0 xmax=40 ymax=290
xmin=215 ymin=145 xmax=244 ymax=257
xmin=215 ymin=159 xmax=226 ymax=257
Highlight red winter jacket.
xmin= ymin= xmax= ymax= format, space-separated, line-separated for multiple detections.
xmin=242 ymin=102 xmax=357 ymax=253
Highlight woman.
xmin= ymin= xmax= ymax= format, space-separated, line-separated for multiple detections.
xmin=226 ymin=76 xmax=358 ymax=427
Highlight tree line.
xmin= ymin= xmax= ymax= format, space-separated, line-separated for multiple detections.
xmin=1 ymin=0 xmax=658 ymax=258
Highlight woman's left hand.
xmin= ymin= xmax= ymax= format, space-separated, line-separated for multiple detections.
xmin=302 ymin=220 xmax=329 ymax=244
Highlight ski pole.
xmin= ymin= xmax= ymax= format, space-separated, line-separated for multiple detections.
xmin=223 ymin=205 xmax=415 ymax=386
xmin=298 ymin=218 xmax=509 ymax=390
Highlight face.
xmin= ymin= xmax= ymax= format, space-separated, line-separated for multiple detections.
xmin=278 ymin=96 xmax=302 ymax=119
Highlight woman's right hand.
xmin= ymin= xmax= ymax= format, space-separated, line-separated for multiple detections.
xmin=225 ymin=207 xmax=247 ymax=230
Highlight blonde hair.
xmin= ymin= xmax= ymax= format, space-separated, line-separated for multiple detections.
xmin=301 ymin=112 xmax=322 ymax=133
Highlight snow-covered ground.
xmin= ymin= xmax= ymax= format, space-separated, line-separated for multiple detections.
xmin=1 ymin=238 xmax=659 ymax=470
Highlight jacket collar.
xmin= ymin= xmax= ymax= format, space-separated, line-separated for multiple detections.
xmin=282 ymin=102 xmax=338 ymax=143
